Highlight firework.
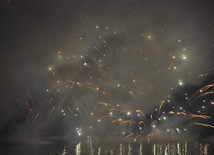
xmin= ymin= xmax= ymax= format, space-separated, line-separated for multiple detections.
xmin=45 ymin=25 xmax=214 ymax=142
xmin=7 ymin=24 xmax=214 ymax=142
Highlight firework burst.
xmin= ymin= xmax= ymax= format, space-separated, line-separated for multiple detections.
xmin=6 ymin=24 xmax=214 ymax=142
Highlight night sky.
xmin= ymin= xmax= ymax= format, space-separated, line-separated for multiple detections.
xmin=0 ymin=0 xmax=214 ymax=141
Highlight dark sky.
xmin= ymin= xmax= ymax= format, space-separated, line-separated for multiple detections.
xmin=0 ymin=0 xmax=214 ymax=134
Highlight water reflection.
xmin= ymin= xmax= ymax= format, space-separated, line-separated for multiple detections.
xmin=185 ymin=141 xmax=187 ymax=155
xmin=119 ymin=143 xmax=124 ymax=155
xmin=177 ymin=142 xmax=180 ymax=154
xmin=75 ymin=142 xmax=81 ymax=155
xmin=128 ymin=143 xmax=132 ymax=155
xmin=110 ymin=147 xmax=114 ymax=155
xmin=139 ymin=142 xmax=142 ymax=155
xmin=97 ymin=146 xmax=101 ymax=155
xmin=199 ymin=142 xmax=209 ymax=155
xmin=61 ymin=146 xmax=67 ymax=155
xmin=0 ymin=140 xmax=212 ymax=155
xmin=164 ymin=145 xmax=168 ymax=155
xmin=81 ymin=140 xmax=210 ymax=155
xmin=150 ymin=141 xmax=211 ymax=155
